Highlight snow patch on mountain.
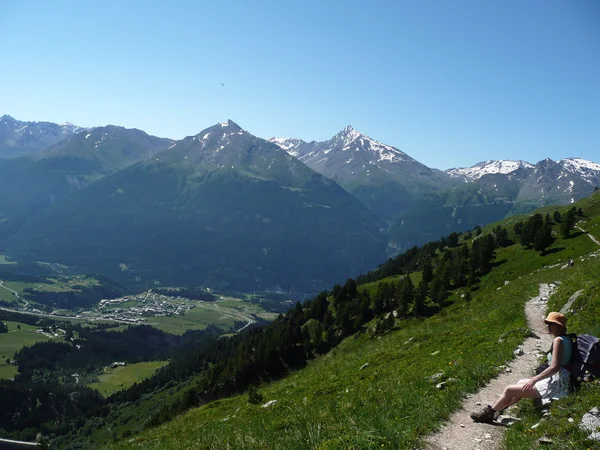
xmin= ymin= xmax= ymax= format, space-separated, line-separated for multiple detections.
xmin=333 ymin=126 xmax=408 ymax=163
xmin=559 ymin=158 xmax=600 ymax=186
xmin=271 ymin=126 xmax=410 ymax=165
xmin=268 ymin=137 xmax=306 ymax=156
xmin=446 ymin=160 xmax=534 ymax=181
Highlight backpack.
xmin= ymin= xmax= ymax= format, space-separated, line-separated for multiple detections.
xmin=567 ymin=334 xmax=600 ymax=386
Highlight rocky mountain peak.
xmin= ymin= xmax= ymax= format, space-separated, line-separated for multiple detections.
xmin=217 ymin=119 xmax=242 ymax=131
xmin=333 ymin=125 xmax=362 ymax=144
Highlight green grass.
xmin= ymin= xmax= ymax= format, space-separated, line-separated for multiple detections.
xmin=0 ymin=286 xmax=19 ymax=303
xmin=147 ymin=307 xmax=236 ymax=334
xmin=89 ymin=361 xmax=169 ymax=397
xmin=106 ymin=273 xmax=558 ymax=448
xmin=504 ymin=259 xmax=600 ymax=450
xmin=1 ymin=275 xmax=100 ymax=300
xmin=360 ymin=272 xmax=423 ymax=299
xmin=137 ymin=297 xmax=274 ymax=335
xmin=104 ymin=193 xmax=600 ymax=450
xmin=0 ymin=321 xmax=58 ymax=379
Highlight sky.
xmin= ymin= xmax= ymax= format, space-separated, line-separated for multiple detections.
xmin=0 ymin=0 xmax=598 ymax=170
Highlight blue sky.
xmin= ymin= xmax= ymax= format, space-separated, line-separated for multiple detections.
xmin=1 ymin=0 xmax=598 ymax=169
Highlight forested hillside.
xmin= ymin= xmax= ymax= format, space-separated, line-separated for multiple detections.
xmin=17 ymin=191 xmax=591 ymax=449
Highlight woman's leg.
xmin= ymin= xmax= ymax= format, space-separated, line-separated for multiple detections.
xmin=492 ymin=383 xmax=541 ymax=411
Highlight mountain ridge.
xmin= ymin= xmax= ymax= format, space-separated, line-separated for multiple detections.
xmin=3 ymin=121 xmax=388 ymax=293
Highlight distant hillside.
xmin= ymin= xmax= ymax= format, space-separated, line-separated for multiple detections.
xmin=49 ymin=192 xmax=600 ymax=450
xmin=271 ymin=126 xmax=455 ymax=221
xmin=4 ymin=121 xmax=387 ymax=293
xmin=272 ymin=130 xmax=600 ymax=252
xmin=0 ymin=114 xmax=86 ymax=157
xmin=0 ymin=126 xmax=173 ymax=235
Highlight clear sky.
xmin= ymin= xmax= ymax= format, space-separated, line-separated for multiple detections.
xmin=1 ymin=0 xmax=598 ymax=169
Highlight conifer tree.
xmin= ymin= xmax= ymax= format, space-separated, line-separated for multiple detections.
xmin=533 ymin=223 xmax=554 ymax=254
xmin=561 ymin=208 xmax=577 ymax=238
xmin=414 ymin=278 xmax=428 ymax=316
xmin=422 ymin=259 xmax=434 ymax=283
xmin=553 ymin=210 xmax=562 ymax=223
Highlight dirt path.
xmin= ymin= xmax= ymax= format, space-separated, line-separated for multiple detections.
xmin=422 ymin=283 xmax=554 ymax=450
xmin=576 ymin=225 xmax=600 ymax=246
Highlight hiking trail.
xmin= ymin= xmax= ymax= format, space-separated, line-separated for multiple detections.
xmin=576 ymin=225 xmax=600 ymax=247
xmin=422 ymin=283 xmax=553 ymax=450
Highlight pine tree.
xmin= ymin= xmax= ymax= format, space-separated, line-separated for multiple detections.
xmin=552 ymin=210 xmax=562 ymax=223
xmin=343 ymin=278 xmax=358 ymax=299
xmin=422 ymin=259 xmax=434 ymax=283
xmin=414 ymin=278 xmax=428 ymax=316
xmin=322 ymin=310 xmax=333 ymax=331
xmin=533 ymin=223 xmax=554 ymax=254
xmin=397 ymin=277 xmax=414 ymax=317
xmin=561 ymin=208 xmax=576 ymax=238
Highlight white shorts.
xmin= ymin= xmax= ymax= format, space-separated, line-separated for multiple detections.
xmin=535 ymin=367 xmax=571 ymax=405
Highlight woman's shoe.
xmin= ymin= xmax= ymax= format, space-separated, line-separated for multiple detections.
xmin=470 ymin=405 xmax=495 ymax=423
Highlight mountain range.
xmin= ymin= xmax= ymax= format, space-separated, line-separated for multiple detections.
xmin=269 ymin=127 xmax=600 ymax=249
xmin=0 ymin=114 xmax=599 ymax=293
xmin=1 ymin=119 xmax=386 ymax=293
xmin=0 ymin=114 xmax=86 ymax=157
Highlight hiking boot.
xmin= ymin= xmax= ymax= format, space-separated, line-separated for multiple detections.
xmin=470 ymin=405 xmax=495 ymax=423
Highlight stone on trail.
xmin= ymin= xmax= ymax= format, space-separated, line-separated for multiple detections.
xmin=497 ymin=415 xmax=521 ymax=427
xmin=580 ymin=407 xmax=600 ymax=437
xmin=514 ymin=348 xmax=524 ymax=356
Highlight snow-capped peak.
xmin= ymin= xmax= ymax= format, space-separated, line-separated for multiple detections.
xmin=446 ymin=160 xmax=534 ymax=181
xmin=560 ymin=157 xmax=600 ymax=173
xmin=268 ymin=137 xmax=305 ymax=152
xmin=333 ymin=125 xmax=362 ymax=145
xmin=218 ymin=119 xmax=244 ymax=130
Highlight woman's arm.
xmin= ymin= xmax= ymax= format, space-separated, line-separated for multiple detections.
xmin=523 ymin=337 xmax=563 ymax=390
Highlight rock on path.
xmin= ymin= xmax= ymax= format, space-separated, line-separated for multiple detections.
xmin=422 ymin=284 xmax=553 ymax=450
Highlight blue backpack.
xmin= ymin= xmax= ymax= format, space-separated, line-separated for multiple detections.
xmin=567 ymin=334 xmax=600 ymax=384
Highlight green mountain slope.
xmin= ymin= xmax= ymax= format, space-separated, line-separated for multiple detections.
xmin=4 ymin=121 xmax=387 ymax=292
xmin=0 ymin=126 xmax=173 ymax=236
xmin=93 ymin=192 xmax=600 ymax=450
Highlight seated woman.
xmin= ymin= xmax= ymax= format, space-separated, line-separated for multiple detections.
xmin=470 ymin=312 xmax=572 ymax=423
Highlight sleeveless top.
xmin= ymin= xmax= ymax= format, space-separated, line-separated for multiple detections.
xmin=547 ymin=335 xmax=573 ymax=366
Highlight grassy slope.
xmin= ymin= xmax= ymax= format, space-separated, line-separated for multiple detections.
xmin=0 ymin=321 xmax=56 ymax=379
xmin=504 ymin=193 xmax=600 ymax=450
xmin=89 ymin=361 xmax=169 ymax=397
xmin=107 ymin=193 xmax=600 ymax=450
